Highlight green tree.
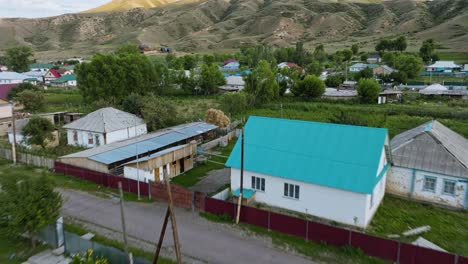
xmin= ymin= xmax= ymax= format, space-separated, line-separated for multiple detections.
xmin=313 ymin=44 xmax=327 ymax=63
xmin=5 ymin=46 xmax=34 ymax=72
xmin=115 ymin=45 xmax=140 ymax=55
xmin=394 ymin=36 xmax=407 ymax=52
xmin=375 ymin=39 xmax=392 ymax=53
xmin=355 ymin=68 xmax=374 ymax=81
xmin=292 ymin=75 xmax=325 ymax=98
xmin=22 ymin=116 xmax=55 ymax=148
xmin=16 ymin=90 xmax=44 ymax=112
xmin=0 ymin=174 xmax=62 ymax=247
xmin=356 ymin=78 xmax=380 ymax=103
xmin=198 ymin=63 xmax=226 ymax=95
xmin=244 ymin=60 xmax=279 ymax=105
xmin=305 ymin=61 xmax=323 ymax=76
xmin=360 ymin=52 xmax=368 ymax=62
xmin=141 ymin=96 xmax=177 ymax=131
xmin=219 ymin=92 xmax=250 ymax=115
xmin=181 ymin=55 xmax=198 ymax=70
xmin=325 ymin=74 xmax=345 ymax=88
xmin=351 ymin=44 xmax=359 ymax=55
xmin=419 ymin=39 xmax=435 ymax=64
xmin=394 ymin=54 xmax=423 ymax=79
xmin=341 ymin=49 xmax=353 ymax=62
xmin=121 ymin=93 xmax=144 ymax=116
xmin=8 ymin=82 xmax=39 ymax=99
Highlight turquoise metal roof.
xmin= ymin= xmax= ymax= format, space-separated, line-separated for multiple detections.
xmin=225 ymin=116 xmax=388 ymax=194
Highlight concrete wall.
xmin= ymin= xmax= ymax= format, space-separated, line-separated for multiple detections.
xmin=211 ymin=188 xmax=230 ymax=200
xmin=0 ymin=103 xmax=12 ymax=119
xmin=231 ymin=168 xmax=374 ymax=228
xmin=387 ymin=166 xmax=467 ymax=208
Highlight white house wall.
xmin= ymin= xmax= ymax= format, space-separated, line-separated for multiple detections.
xmin=67 ymin=130 xmax=105 ymax=148
xmin=365 ymin=173 xmax=387 ymax=226
xmin=231 ymin=168 xmax=371 ymax=228
xmin=0 ymin=104 xmax=12 ymax=119
xmin=387 ymin=166 xmax=467 ymax=208
xmin=106 ymin=124 xmax=147 ymax=144
xmin=123 ymin=166 xmax=154 ymax=183
xmin=67 ymin=124 xmax=147 ymax=148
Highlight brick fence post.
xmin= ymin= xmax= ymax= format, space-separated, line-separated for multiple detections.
xmin=267 ymin=211 xmax=271 ymax=231
xmin=305 ymin=221 xmax=309 ymax=241
xmin=397 ymin=241 xmax=401 ymax=264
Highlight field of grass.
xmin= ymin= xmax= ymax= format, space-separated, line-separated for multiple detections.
xmin=369 ymin=196 xmax=468 ymax=256
xmin=410 ymin=75 xmax=467 ymax=83
xmin=0 ymin=159 xmax=152 ymax=203
xmin=43 ymin=89 xmax=89 ymax=113
xmin=171 ymin=138 xmax=236 ymax=187
xmin=199 ymin=212 xmax=388 ymax=264
xmin=438 ymin=52 xmax=468 ymax=64
xmin=0 ymin=238 xmax=48 ymax=264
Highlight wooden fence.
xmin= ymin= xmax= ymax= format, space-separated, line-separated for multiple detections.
xmin=0 ymin=148 xmax=55 ymax=169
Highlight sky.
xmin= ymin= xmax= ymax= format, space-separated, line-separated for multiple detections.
xmin=0 ymin=0 xmax=111 ymax=18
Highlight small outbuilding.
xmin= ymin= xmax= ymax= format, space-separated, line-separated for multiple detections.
xmin=387 ymin=120 xmax=468 ymax=209
xmin=219 ymin=76 xmax=245 ymax=92
xmin=226 ymin=116 xmax=390 ymax=228
xmin=63 ymin=107 xmax=147 ymax=148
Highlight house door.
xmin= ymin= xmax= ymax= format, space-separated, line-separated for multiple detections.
xmin=180 ymin=159 xmax=185 ymax=173
xmin=154 ymin=167 xmax=159 ymax=182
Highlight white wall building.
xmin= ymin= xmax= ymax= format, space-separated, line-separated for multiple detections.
xmin=0 ymin=72 xmax=29 ymax=84
xmin=226 ymin=116 xmax=390 ymax=228
xmin=63 ymin=107 xmax=147 ymax=148
xmin=387 ymin=120 xmax=468 ymax=209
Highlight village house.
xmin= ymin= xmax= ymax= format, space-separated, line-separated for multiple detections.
xmin=226 ymin=116 xmax=390 ymax=228
xmin=387 ymin=120 xmax=468 ymax=209
xmin=8 ymin=117 xmax=59 ymax=148
xmin=59 ymin=122 xmax=217 ymax=176
xmin=29 ymin=63 xmax=54 ymax=72
xmin=44 ymin=69 xmax=62 ymax=84
xmin=219 ymin=76 xmax=245 ymax=92
xmin=378 ymin=90 xmax=402 ymax=104
xmin=23 ymin=71 xmax=46 ymax=84
xmin=323 ymin=88 xmax=358 ymax=100
xmin=425 ymin=61 xmax=461 ymax=73
xmin=277 ymin=62 xmax=300 ymax=70
xmin=0 ymin=84 xmax=17 ymax=135
xmin=0 ymin=72 xmax=30 ymax=84
xmin=373 ymin=65 xmax=395 ymax=76
xmin=63 ymin=107 xmax=147 ymax=148
xmin=51 ymin=74 xmax=77 ymax=87
xmin=366 ymin=54 xmax=382 ymax=64
xmin=221 ymin=59 xmax=240 ymax=72
xmin=349 ymin=63 xmax=367 ymax=72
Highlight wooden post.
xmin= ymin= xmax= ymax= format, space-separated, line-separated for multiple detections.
xmin=235 ymin=128 xmax=244 ymax=224
xmin=164 ymin=172 xmax=182 ymax=264
xmin=11 ymin=103 xmax=16 ymax=165
xmin=118 ymin=182 xmax=132 ymax=264
xmin=153 ymin=207 xmax=170 ymax=264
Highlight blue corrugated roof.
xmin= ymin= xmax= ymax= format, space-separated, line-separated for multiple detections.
xmin=232 ymin=188 xmax=256 ymax=199
xmin=225 ymin=116 xmax=388 ymax=194
xmin=88 ymin=122 xmax=217 ymax=165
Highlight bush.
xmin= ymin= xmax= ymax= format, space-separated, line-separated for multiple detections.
xmin=219 ymin=92 xmax=250 ymax=114
xmin=292 ymin=75 xmax=325 ymax=98
xmin=356 ymin=78 xmax=381 ymax=103
xmin=16 ymin=90 xmax=45 ymax=112
xmin=325 ymin=74 xmax=344 ymax=88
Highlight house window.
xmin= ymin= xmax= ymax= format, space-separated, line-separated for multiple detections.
xmin=88 ymin=133 xmax=94 ymax=145
xmin=73 ymin=131 xmax=78 ymax=142
xmin=251 ymin=176 xmax=265 ymax=192
xmin=423 ymin=176 xmax=436 ymax=192
xmin=95 ymin=135 xmax=100 ymax=146
xmin=284 ymin=183 xmax=300 ymax=199
xmin=443 ymin=180 xmax=456 ymax=195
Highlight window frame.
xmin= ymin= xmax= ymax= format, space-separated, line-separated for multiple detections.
xmin=423 ymin=176 xmax=437 ymax=193
xmin=284 ymin=183 xmax=300 ymax=200
xmin=442 ymin=179 xmax=456 ymax=196
xmin=251 ymin=176 xmax=265 ymax=192
xmin=87 ymin=133 xmax=94 ymax=145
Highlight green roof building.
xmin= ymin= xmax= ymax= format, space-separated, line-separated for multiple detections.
xmin=226 ymin=116 xmax=390 ymax=227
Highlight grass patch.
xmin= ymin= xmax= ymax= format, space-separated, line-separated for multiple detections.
xmin=369 ymin=196 xmax=468 ymax=256
xmin=0 ymin=237 xmax=48 ymax=264
xmin=171 ymin=139 xmax=237 ymax=187
xmin=437 ymin=52 xmax=468 ymax=64
xmin=64 ymin=222 xmax=175 ymax=264
xmin=199 ymin=212 xmax=387 ymax=264
xmin=43 ymin=89 xmax=89 ymax=113
xmin=0 ymin=159 xmax=152 ymax=203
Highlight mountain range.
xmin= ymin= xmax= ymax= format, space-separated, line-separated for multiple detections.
xmin=0 ymin=0 xmax=466 ymax=59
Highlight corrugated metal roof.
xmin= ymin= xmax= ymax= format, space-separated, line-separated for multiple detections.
xmin=123 ymin=144 xmax=188 ymax=165
xmin=226 ymin=116 xmax=388 ymax=194
xmin=61 ymin=122 xmax=217 ymax=165
xmin=391 ymin=120 xmax=468 ymax=178
xmin=63 ymin=107 xmax=145 ymax=133
xmin=427 ymin=61 xmax=460 ymax=69
xmin=0 ymin=72 xmax=30 ymax=80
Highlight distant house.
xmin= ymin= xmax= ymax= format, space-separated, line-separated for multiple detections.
xmin=221 ymin=59 xmax=240 ymax=71
xmin=373 ymin=65 xmax=395 ymax=76
xmin=219 ymin=76 xmax=245 ymax=92
xmin=425 ymin=61 xmax=461 ymax=73
xmin=63 ymin=107 xmax=148 ymax=148
xmin=51 ymin=74 xmax=77 ymax=87
xmin=278 ymin=62 xmax=300 ymax=69
xmin=366 ymin=54 xmax=381 ymax=64
xmin=463 ymin=64 xmax=468 ymax=73
xmin=29 ymin=63 xmax=54 ymax=72
xmin=419 ymin=83 xmax=448 ymax=95
xmin=378 ymin=90 xmax=402 ymax=104
xmin=23 ymin=71 xmax=46 ymax=83
xmin=387 ymin=120 xmax=468 ymax=209
xmin=0 ymin=72 xmax=30 ymax=84
xmin=349 ymin=63 xmax=367 ymax=72
xmin=44 ymin=69 xmax=62 ymax=84
xmin=226 ymin=116 xmax=390 ymax=228
xmin=323 ymin=88 xmax=358 ymax=100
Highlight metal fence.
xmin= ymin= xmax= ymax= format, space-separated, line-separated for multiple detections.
xmin=54 ymin=161 xmax=150 ymax=197
xmin=0 ymin=148 xmax=55 ymax=169
xmin=204 ymin=197 xmax=468 ymax=264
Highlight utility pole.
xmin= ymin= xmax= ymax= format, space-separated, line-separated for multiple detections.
xmin=11 ymin=102 xmax=16 ymax=165
xmin=135 ymin=120 xmax=140 ymax=200
xmin=162 ymin=171 xmax=182 ymax=263
xmin=153 ymin=208 xmax=170 ymax=264
xmin=118 ymin=182 xmax=133 ymax=264
xmin=236 ymin=128 xmax=244 ymax=224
